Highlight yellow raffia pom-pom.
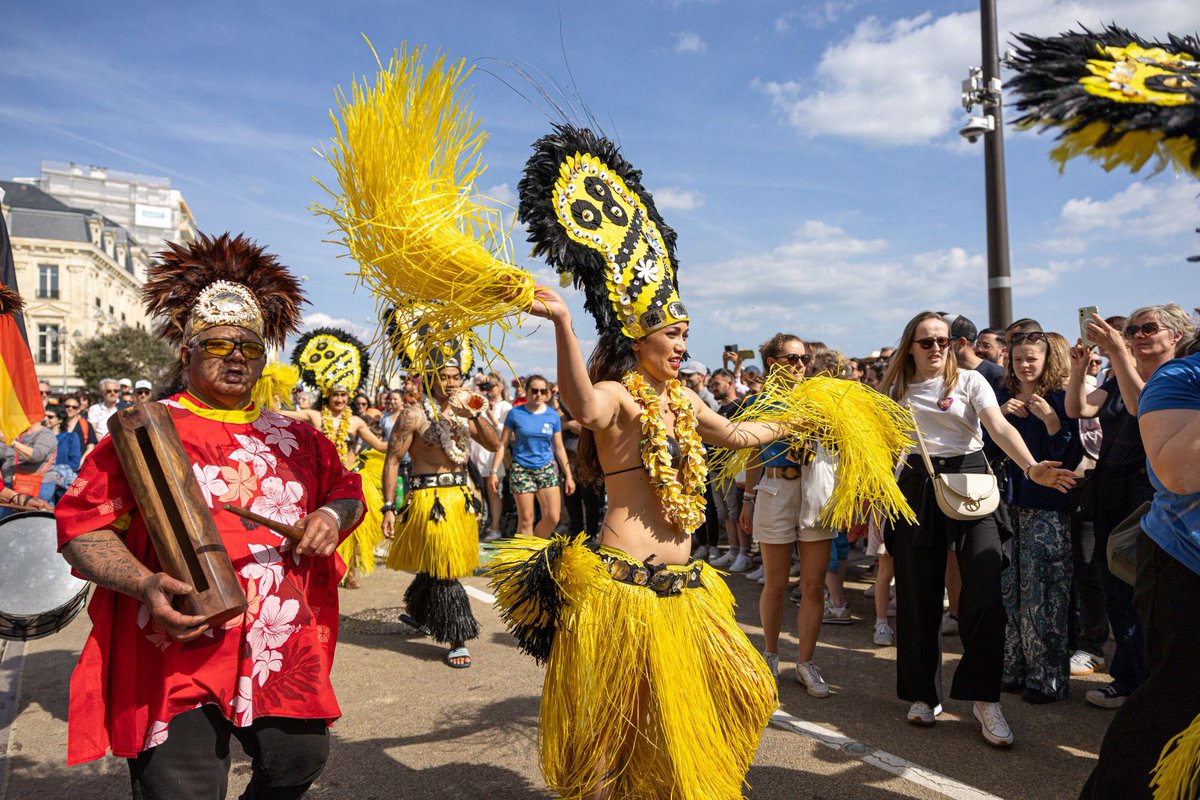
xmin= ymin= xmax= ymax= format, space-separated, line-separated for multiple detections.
xmin=622 ymin=372 xmax=707 ymax=533
xmin=712 ymin=372 xmax=916 ymax=530
xmin=1152 ymin=712 xmax=1200 ymax=799
xmin=251 ymin=362 xmax=299 ymax=411
xmin=313 ymin=39 xmax=536 ymax=379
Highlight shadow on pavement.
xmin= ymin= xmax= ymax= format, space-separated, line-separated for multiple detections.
xmin=747 ymin=762 xmax=930 ymax=799
xmin=10 ymin=647 xmax=74 ymax=723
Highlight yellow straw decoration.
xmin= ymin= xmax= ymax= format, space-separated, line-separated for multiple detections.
xmin=711 ymin=372 xmax=917 ymax=530
xmin=1152 ymin=713 xmax=1200 ymax=799
xmin=251 ymin=362 xmax=299 ymax=412
xmin=313 ymin=40 xmax=536 ymax=377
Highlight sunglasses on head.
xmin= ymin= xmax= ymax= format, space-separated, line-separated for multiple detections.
xmin=1008 ymin=331 xmax=1047 ymax=346
xmin=775 ymin=353 xmax=813 ymax=365
xmin=191 ymin=338 xmax=266 ymax=360
xmin=915 ymin=336 xmax=951 ymax=350
xmin=1125 ymin=322 xmax=1165 ymax=338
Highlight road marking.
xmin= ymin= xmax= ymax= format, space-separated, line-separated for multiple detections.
xmin=467 ymin=581 xmax=999 ymax=799
xmin=770 ymin=709 xmax=1002 ymax=800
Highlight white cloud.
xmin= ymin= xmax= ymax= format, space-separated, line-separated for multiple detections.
xmin=757 ymin=0 xmax=1200 ymax=145
xmin=1059 ymin=180 xmax=1199 ymax=239
xmin=775 ymin=2 xmax=862 ymax=32
xmin=673 ymin=32 xmax=707 ymax=54
xmin=652 ymin=187 xmax=705 ymax=210
xmin=300 ymin=312 xmax=374 ymax=343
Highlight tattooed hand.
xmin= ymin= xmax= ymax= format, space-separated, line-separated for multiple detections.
xmin=138 ymin=573 xmax=209 ymax=642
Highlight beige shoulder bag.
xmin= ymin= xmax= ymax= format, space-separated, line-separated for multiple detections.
xmin=912 ymin=424 xmax=999 ymax=521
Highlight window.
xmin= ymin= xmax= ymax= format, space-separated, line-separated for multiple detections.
xmin=37 ymin=265 xmax=59 ymax=299
xmin=36 ymin=324 xmax=61 ymax=364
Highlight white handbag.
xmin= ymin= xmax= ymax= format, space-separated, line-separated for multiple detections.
xmin=912 ymin=425 xmax=999 ymax=521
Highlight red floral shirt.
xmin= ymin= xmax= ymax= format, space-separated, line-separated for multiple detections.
xmin=55 ymin=394 xmax=363 ymax=764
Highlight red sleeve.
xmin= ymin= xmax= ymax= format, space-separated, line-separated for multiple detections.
xmin=54 ymin=435 xmax=136 ymax=549
xmin=305 ymin=425 xmax=365 ymax=540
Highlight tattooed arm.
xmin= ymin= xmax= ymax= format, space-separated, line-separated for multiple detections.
xmin=61 ymin=530 xmax=209 ymax=641
xmin=382 ymin=407 xmax=419 ymax=539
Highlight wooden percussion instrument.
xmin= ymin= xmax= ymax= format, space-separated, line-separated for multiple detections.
xmin=109 ymin=402 xmax=247 ymax=627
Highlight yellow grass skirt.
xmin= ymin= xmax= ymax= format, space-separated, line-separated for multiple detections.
xmin=337 ymin=449 xmax=386 ymax=576
xmin=487 ymin=534 xmax=779 ymax=800
xmin=386 ymin=484 xmax=479 ymax=579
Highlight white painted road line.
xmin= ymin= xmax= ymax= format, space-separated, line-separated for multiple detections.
xmin=770 ymin=709 xmax=1003 ymax=800
xmin=469 ymin=580 xmax=1000 ymax=799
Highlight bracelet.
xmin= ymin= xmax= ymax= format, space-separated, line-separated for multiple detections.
xmin=315 ymin=505 xmax=343 ymax=530
xmin=382 ymin=503 xmax=395 ymax=514
xmin=742 ymin=498 xmax=756 ymax=505
xmin=1023 ymin=462 xmax=1036 ymax=478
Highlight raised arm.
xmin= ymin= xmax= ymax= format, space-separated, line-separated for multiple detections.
xmin=1086 ymin=316 xmax=1147 ymax=416
xmin=530 ymin=287 xmax=620 ymax=430
xmin=1066 ymin=340 xmax=1110 ymax=419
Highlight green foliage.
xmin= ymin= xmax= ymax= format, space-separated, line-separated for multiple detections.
xmin=73 ymin=326 xmax=177 ymax=391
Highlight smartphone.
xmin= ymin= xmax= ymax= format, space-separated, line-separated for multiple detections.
xmin=738 ymin=349 xmax=756 ymax=361
xmin=1078 ymin=306 xmax=1100 ymax=347
xmin=725 ymin=344 xmax=738 ymax=354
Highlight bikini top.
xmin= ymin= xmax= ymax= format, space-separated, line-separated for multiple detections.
xmin=604 ymin=435 xmax=682 ymax=477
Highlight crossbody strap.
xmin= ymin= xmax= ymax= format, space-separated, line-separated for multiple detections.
xmin=906 ymin=403 xmax=994 ymax=479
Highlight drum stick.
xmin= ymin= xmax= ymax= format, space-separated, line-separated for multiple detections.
xmin=222 ymin=504 xmax=305 ymax=542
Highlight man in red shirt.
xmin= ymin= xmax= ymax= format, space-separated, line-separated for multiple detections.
xmin=55 ymin=233 xmax=364 ymax=799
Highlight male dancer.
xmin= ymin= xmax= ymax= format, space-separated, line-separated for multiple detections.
xmin=382 ymin=346 xmax=498 ymax=668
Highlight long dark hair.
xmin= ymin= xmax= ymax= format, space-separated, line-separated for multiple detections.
xmin=575 ymin=330 xmax=637 ymax=486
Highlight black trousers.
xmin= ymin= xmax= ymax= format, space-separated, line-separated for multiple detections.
xmin=1093 ymin=505 xmax=1150 ymax=693
xmin=564 ymin=482 xmax=602 ymax=537
xmin=888 ymin=454 xmax=1006 ymax=706
xmin=1081 ymin=534 xmax=1200 ymax=799
xmin=1069 ymin=515 xmax=1110 ymax=658
xmin=128 ymin=705 xmax=329 ymax=800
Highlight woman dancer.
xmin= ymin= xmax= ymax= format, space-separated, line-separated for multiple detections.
xmin=881 ymin=312 xmax=1074 ymax=747
xmin=990 ymin=332 xmax=1082 ymax=703
xmin=488 ymin=125 xmax=912 ymax=800
xmin=488 ymin=374 xmax=574 ymax=537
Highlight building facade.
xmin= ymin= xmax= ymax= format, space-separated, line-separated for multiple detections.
xmin=1 ymin=181 xmax=150 ymax=393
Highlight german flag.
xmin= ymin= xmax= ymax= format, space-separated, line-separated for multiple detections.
xmin=1 ymin=212 xmax=41 ymax=444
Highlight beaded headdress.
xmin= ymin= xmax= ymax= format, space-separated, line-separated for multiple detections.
xmin=519 ymin=124 xmax=687 ymax=340
xmin=142 ymin=232 xmax=306 ymax=347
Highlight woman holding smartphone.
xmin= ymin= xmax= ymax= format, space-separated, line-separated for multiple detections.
xmin=881 ymin=312 xmax=1074 ymax=747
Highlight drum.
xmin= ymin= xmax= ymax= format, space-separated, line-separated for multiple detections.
xmin=0 ymin=511 xmax=90 ymax=640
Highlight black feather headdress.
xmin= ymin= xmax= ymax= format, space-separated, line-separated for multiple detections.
xmin=143 ymin=232 xmax=307 ymax=347
xmin=1008 ymin=25 xmax=1200 ymax=176
xmin=0 ymin=285 xmax=24 ymax=317
xmin=518 ymin=124 xmax=688 ymax=340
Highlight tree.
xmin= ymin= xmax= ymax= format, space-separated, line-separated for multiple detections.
xmin=73 ymin=326 xmax=177 ymax=392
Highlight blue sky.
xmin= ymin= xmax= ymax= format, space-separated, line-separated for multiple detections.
xmin=2 ymin=0 xmax=1197 ymax=378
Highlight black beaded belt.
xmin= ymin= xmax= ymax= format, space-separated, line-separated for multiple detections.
xmin=411 ymin=471 xmax=469 ymax=490
xmin=596 ymin=548 xmax=703 ymax=597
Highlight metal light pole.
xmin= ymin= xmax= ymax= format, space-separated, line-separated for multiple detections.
xmin=961 ymin=0 xmax=1013 ymax=329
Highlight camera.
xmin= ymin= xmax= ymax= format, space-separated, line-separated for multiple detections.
xmin=725 ymin=344 xmax=738 ymax=354
xmin=959 ymin=115 xmax=995 ymax=143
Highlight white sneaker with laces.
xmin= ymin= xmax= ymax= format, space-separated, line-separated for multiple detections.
xmin=973 ymin=701 xmax=1014 ymax=747
xmin=822 ymin=601 xmax=853 ymax=625
xmin=710 ymin=549 xmax=735 ymax=568
xmin=906 ymin=701 xmax=942 ymax=726
xmin=745 ymin=565 xmax=764 ymax=581
xmin=728 ymin=553 xmax=753 ymax=572
xmin=1069 ymin=650 xmax=1106 ymax=676
xmin=763 ymin=651 xmax=779 ymax=677
xmin=482 ymin=530 xmax=502 ymax=542
xmin=795 ymin=661 xmax=830 ymax=698
xmin=873 ymin=620 xmax=895 ymax=646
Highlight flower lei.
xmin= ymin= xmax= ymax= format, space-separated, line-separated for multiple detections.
xmin=320 ymin=407 xmax=353 ymax=463
xmin=423 ymin=397 xmax=471 ymax=464
xmin=622 ymin=372 xmax=708 ymax=532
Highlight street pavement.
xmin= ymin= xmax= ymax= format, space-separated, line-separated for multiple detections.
xmin=1 ymin=549 xmax=1112 ymax=799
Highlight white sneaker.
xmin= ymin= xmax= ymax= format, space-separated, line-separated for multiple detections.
xmin=941 ymin=612 xmax=959 ymax=636
xmin=873 ymin=620 xmax=895 ymax=646
xmin=482 ymin=530 xmax=502 ymax=542
xmin=710 ymin=549 xmax=735 ymax=568
xmin=795 ymin=661 xmax=830 ymax=698
xmin=973 ymin=701 xmax=1014 ymax=747
xmin=822 ymin=600 xmax=853 ymax=625
xmin=692 ymin=545 xmax=710 ymax=562
xmin=1069 ymin=650 xmax=1105 ymax=676
xmin=763 ymin=651 xmax=779 ymax=677
xmin=906 ymin=701 xmax=942 ymax=726
xmin=758 ymin=575 xmax=767 ymax=585
xmin=745 ymin=565 xmax=764 ymax=581
xmin=728 ymin=553 xmax=753 ymax=573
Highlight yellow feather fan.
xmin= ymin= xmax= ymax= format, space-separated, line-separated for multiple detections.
xmin=711 ymin=373 xmax=916 ymax=530
xmin=313 ymin=40 xmax=535 ymax=379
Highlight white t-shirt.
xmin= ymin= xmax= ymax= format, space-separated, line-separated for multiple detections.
xmin=469 ymin=400 xmax=512 ymax=476
xmin=902 ymin=370 xmax=998 ymax=457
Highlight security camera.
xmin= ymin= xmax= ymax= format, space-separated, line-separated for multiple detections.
xmin=959 ymin=115 xmax=995 ymax=143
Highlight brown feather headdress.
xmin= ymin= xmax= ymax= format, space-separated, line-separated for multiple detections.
xmin=143 ymin=232 xmax=307 ymax=347
xmin=0 ymin=284 xmax=24 ymax=317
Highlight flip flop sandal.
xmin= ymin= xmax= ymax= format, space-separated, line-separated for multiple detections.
xmin=445 ymin=646 xmax=472 ymax=669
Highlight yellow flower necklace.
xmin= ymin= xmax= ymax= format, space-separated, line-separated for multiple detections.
xmin=622 ymin=372 xmax=708 ymax=532
xmin=320 ymin=407 xmax=353 ymax=463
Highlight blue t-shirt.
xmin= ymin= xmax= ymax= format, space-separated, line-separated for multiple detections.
xmin=1138 ymin=354 xmax=1200 ymax=576
xmin=742 ymin=394 xmax=803 ymax=468
xmin=505 ymin=405 xmax=561 ymax=469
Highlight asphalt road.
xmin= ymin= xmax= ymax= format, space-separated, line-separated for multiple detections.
xmin=0 ymin=550 xmax=1113 ymax=799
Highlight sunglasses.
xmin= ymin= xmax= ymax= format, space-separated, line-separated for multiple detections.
xmin=915 ymin=336 xmax=951 ymax=350
xmin=1008 ymin=331 xmax=1047 ymax=346
xmin=1125 ymin=322 xmax=1165 ymax=338
xmin=775 ymin=353 xmax=814 ymax=366
xmin=64 ymin=403 xmax=79 ymax=409
xmin=104 ymin=389 xmax=119 ymax=394
xmin=529 ymin=388 xmax=551 ymax=395
xmin=191 ymin=338 xmax=266 ymax=360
